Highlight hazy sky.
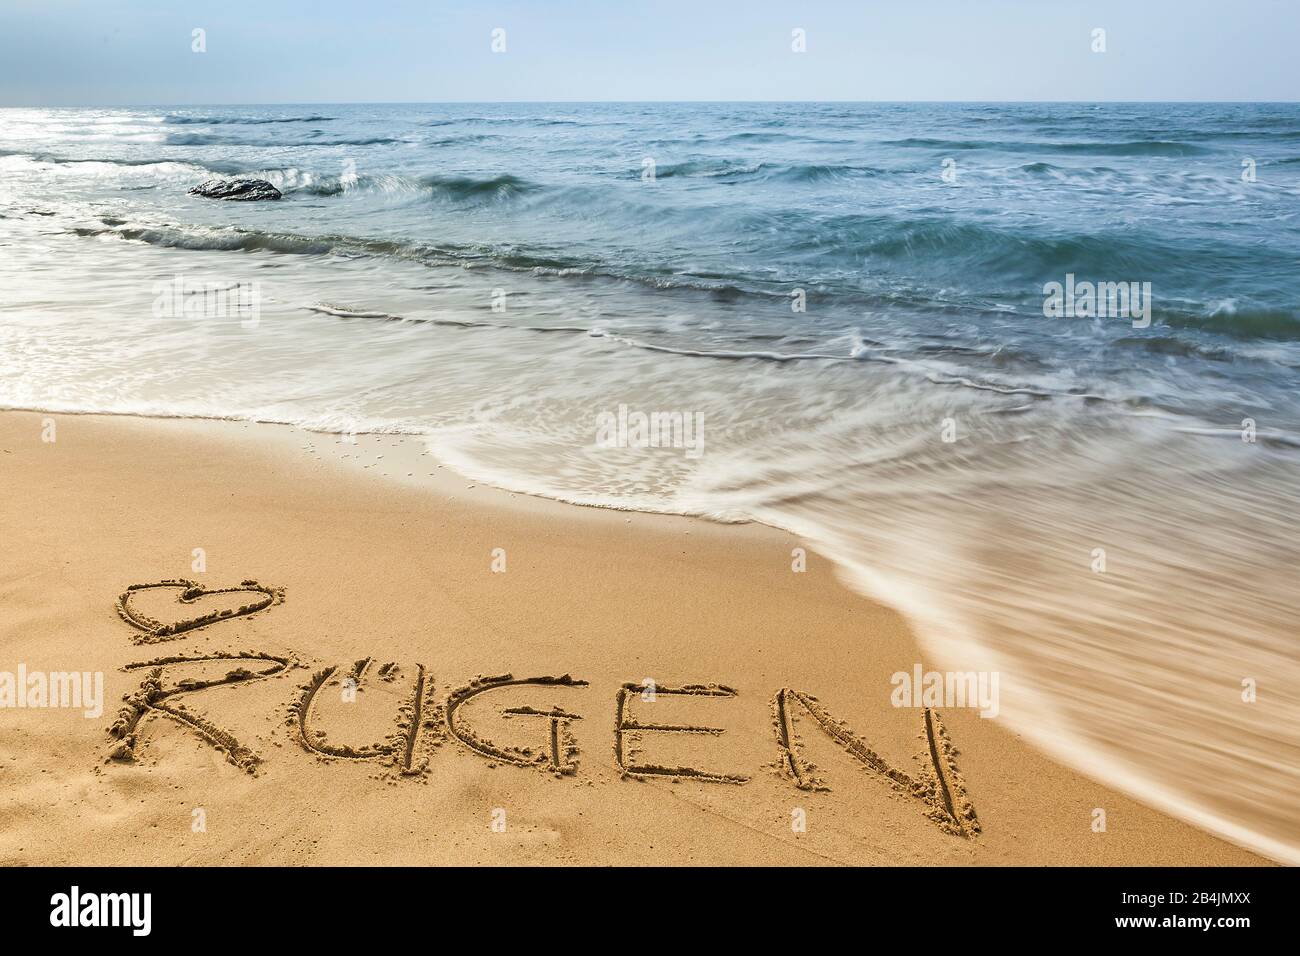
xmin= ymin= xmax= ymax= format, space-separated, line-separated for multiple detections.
xmin=1 ymin=0 xmax=1295 ymax=105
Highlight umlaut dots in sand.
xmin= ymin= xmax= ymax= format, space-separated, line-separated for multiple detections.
xmin=288 ymin=659 xmax=442 ymax=776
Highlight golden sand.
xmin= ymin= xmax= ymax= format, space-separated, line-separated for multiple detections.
xmin=0 ymin=411 xmax=1263 ymax=865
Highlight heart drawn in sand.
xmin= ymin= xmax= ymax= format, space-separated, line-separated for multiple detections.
xmin=115 ymin=578 xmax=283 ymax=643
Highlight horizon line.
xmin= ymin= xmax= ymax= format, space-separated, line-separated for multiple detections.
xmin=3 ymin=98 xmax=1299 ymax=109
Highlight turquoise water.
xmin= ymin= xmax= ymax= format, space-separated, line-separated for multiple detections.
xmin=1 ymin=102 xmax=1299 ymax=860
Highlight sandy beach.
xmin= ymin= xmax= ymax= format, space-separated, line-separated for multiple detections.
xmin=0 ymin=409 xmax=1264 ymax=866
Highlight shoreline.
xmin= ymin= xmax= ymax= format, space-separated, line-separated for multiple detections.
xmin=0 ymin=408 xmax=1268 ymax=865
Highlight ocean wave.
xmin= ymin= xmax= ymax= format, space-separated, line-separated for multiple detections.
xmin=652 ymin=160 xmax=762 ymax=179
xmin=280 ymin=170 xmax=539 ymax=201
xmin=807 ymin=214 xmax=1185 ymax=276
xmin=67 ymin=215 xmax=1298 ymax=346
xmin=0 ymin=148 xmax=210 ymax=171
xmin=427 ymin=134 xmax=500 ymax=146
xmin=652 ymin=160 xmax=885 ymax=182
xmin=1162 ymin=307 xmax=1300 ymax=340
xmin=162 ymin=114 xmax=336 ymax=125
xmin=426 ymin=116 xmax=583 ymax=127
xmin=247 ymin=168 xmax=426 ymax=197
xmin=417 ymin=172 xmax=535 ymax=201
xmin=163 ymin=132 xmax=404 ymax=147
xmin=704 ymin=130 xmax=851 ymax=145
xmin=1109 ymin=335 xmax=1237 ymax=361
xmin=307 ymin=302 xmax=592 ymax=335
xmin=296 ymin=304 xmax=1080 ymax=405
xmin=886 ymin=137 xmax=1212 ymax=157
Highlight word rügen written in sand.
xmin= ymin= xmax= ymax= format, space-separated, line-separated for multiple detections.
xmin=108 ymin=579 xmax=979 ymax=837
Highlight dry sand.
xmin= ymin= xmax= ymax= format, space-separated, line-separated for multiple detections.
xmin=0 ymin=410 xmax=1264 ymax=865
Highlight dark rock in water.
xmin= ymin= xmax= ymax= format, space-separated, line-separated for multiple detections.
xmin=188 ymin=178 xmax=282 ymax=201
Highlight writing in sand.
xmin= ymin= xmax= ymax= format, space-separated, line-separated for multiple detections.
xmin=105 ymin=579 xmax=980 ymax=837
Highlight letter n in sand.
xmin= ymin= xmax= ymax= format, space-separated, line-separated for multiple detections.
xmin=771 ymin=689 xmax=980 ymax=836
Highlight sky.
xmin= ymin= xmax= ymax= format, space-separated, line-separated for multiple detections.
xmin=0 ymin=0 xmax=1295 ymax=105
